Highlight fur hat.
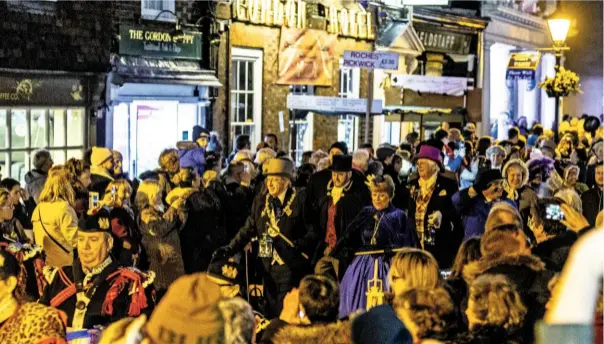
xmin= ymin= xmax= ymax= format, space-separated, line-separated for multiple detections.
xmin=91 ymin=147 xmax=113 ymax=167
xmin=145 ymin=273 xmax=223 ymax=344
xmin=79 ymin=208 xmax=112 ymax=233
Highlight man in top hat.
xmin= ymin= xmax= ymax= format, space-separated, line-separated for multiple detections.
xmin=40 ymin=209 xmax=155 ymax=330
xmin=305 ymin=142 xmax=370 ymax=239
xmin=213 ymin=158 xmax=317 ymax=318
xmin=407 ymin=143 xmax=463 ymax=269
xmin=314 ymin=155 xmax=368 ymax=261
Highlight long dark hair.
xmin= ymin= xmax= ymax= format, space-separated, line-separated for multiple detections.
xmin=450 ymin=237 xmax=482 ymax=279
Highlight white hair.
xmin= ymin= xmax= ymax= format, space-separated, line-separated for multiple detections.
xmin=352 ymin=149 xmax=370 ymax=172
xmin=554 ymin=188 xmax=582 ymax=214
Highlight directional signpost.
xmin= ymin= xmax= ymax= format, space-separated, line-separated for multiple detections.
xmin=343 ymin=50 xmax=399 ymax=141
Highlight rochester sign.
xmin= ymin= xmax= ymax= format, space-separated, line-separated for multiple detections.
xmin=119 ymin=25 xmax=202 ymax=60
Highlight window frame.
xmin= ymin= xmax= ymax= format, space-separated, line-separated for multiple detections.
xmin=338 ymin=66 xmax=361 ymax=151
xmin=140 ymin=0 xmax=177 ymax=22
xmin=0 ymin=107 xmax=86 ymax=183
xmin=230 ymin=47 xmax=263 ymax=150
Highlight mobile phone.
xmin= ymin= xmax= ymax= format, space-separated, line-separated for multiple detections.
xmin=244 ymin=164 xmax=250 ymax=173
xmin=545 ymin=203 xmax=564 ymax=221
xmin=440 ymin=270 xmax=452 ymax=279
xmin=111 ymin=186 xmax=117 ymax=201
xmin=89 ymin=192 xmax=99 ymax=209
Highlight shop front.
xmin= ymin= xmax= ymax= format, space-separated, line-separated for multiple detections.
xmin=105 ymin=24 xmax=220 ymax=176
xmin=480 ymin=2 xmax=556 ymax=137
xmin=0 ymin=71 xmax=95 ymax=183
xmin=215 ymin=0 xmax=376 ymax=161
xmin=374 ymin=6 xmax=487 ymax=144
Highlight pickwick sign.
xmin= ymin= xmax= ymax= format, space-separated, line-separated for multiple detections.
xmin=232 ymin=0 xmax=374 ymax=39
xmin=0 ymin=75 xmax=88 ymax=106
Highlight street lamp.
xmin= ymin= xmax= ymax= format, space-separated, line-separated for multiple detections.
xmin=546 ymin=17 xmax=571 ymax=141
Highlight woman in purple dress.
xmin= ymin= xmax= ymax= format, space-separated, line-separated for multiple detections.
xmin=329 ymin=175 xmax=419 ymax=318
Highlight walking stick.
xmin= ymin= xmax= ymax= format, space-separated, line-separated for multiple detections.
xmin=245 ymin=249 xmax=250 ymax=303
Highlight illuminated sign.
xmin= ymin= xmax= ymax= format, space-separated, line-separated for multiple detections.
xmin=415 ymin=27 xmax=472 ymax=55
xmin=232 ymin=0 xmax=374 ymax=39
xmin=118 ymin=25 xmax=202 ymax=60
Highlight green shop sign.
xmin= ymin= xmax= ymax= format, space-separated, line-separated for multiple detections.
xmin=118 ymin=25 xmax=202 ymax=60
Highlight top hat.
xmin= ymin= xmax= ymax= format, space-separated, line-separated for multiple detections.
xmin=264 ymin=158 xmax=294 ymax=177
xmin=330 ymin=155 xmax=352 ymax=172
xmin=415 ymin=144 xmax=443 ymax=168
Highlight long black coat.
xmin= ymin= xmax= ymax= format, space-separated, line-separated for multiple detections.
xmin=306 ymin=169 xmax=369 ymax=222
xmin=229 ymin=187 xmax=317 ymax=317
xmin=581 ymin=187 xmax=603 ymax=227
xmin=313 ymin=180 xmax=370 ymax=262
xmin=407 ymin=174 xmax=463 ymax=269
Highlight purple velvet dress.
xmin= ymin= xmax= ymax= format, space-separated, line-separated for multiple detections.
xmin=336 ymin=204 xmax=419 ymax=318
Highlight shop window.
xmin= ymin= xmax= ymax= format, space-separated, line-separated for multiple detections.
xmin=141 ymin=0 xmax=176 ymax=22
xmin=231 ymin=48 xmax=263 ymax=150
xmin=0 ymin=108 xmax=86 ymax=184
xmin=338 ymin=67 xmax=360 ymax=151
xmin=382 ymin=121 xmax=401 ymax=146
xmin=288 ymin=86 xmax=314 ymax=166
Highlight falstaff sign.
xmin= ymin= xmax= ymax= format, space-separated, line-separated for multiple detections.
xmin=415 ymin=26 xmax=472 ymax=55
xmin=277 ymin=28 xmax=337 ymax=86
xmin=119 ymin=25 xmax=202 ymax=60
xmin=0 ymin=74 xmax=88 ymax=106
xmin=232 ymin=0 xmax=374 ymax=39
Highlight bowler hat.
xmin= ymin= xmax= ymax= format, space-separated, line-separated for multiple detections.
xmin=264 ymin=158 xmax=294 ymax=177
xmin=415 ymin=144 xmax=443 ymax=167
xmin=331 ymin=155 xmax=352 ymax=172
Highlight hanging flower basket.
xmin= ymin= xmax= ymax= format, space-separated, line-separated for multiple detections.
xmin=539 ymin=66 xmax=581 ymax=98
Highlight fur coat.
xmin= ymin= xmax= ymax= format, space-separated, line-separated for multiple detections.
xmin=272 ymin=321 xmax=352 ymax=344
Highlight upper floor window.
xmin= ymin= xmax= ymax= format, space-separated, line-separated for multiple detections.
xmin=231 ymin=48 xmax=263 ymax=151
xmin=141 ymin=0 xmax=176 ymax=22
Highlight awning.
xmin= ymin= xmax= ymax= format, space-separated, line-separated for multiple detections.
xmin=390 ymin=74 xmax=469 ymax=96
xmin=383 ymin=106 xmax=466 ymax=123
xmin=286 ymin=94 xmax=383 ymax=117
xmin=110 ymin=54 xmax=221 ymax=87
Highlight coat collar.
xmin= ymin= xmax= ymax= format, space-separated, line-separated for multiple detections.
xmin=463 ymin=254 xmax=545 ymax=284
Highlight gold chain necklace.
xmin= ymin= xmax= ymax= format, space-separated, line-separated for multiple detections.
xmin=370 ymin=213 xmax=385 ymax=245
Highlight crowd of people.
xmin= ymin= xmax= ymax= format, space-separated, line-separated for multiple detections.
xmin=0 ymin=118 xmax=601 ymax=343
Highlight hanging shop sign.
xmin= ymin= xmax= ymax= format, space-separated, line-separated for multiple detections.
xmin=118 ymin=25 xmax=202 ymax=60
xmin=287 ymin=95 xmax=383 ymax=114
xmin=391 ymin=74 xmax=468 ymax=96
xmin=506 ymin=51 xmax=541 ymax=80
xmin=0 ymin=74 xmax=88 ymax=106
xmin=343 ymin=50 xmax=399 ymax=70
xmin=277 ymin=28 xmax=337 ymax=86
xmin=415 ymin=26 xmax=472 ymax=55
xmin=232 ymin=0 xmax=373 ymax=39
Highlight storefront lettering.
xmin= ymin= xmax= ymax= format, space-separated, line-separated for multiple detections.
xmin=233 ymin=0 xmax=373 ymax=39
xmin=128 ymin=29 xmax=195 ymax=45
xmin=326 ymin=6 xmax=373 ymax=39
xmin=416 ymin=30 xmax=471 ymax=55
xmin=0 ymin=79 xmax=38 ymax=102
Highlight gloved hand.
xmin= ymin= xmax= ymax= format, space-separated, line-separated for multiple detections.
xmin=213 ymin=245 xmax=234 ymax=259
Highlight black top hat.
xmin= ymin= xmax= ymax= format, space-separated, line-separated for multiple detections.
xmin=79 ymin=208 xmax=112 ymax=234
xmin=331 ymin=155 xmax=352 ymax=172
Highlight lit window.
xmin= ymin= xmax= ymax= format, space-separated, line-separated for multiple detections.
xmin=0 ymin=108 xmax=85 ymax=184
xmin=141 ymin=0 xmax=176 ymax=22
xmin=338 ymin=67 xmax=360 ymax=150
xmin=289 ymin=86 xmax=314 ymax=166
xmin=231 ymin=48 xmax=263 ymax=151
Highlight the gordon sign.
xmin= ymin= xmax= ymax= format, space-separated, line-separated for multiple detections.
xmin=343 ymin=50 xmax=399 ymax=70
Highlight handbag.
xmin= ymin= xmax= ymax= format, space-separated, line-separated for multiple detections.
xmin=37 ymin=208 xmax=70 ymax=254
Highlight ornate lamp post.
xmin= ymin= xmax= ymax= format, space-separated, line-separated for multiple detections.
xmin=546 ymin=18 xmax=571 ymax=141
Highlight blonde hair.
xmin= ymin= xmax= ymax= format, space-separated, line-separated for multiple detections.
xmin=467 ymin=274 xmax=527 ymax=331
xmin=389 ymin=248 xmax=440 ymax=293
xmin=103 ymin=179 xmax=133 ymax=208
xmin=135 ymin=180 xmax=162 ymax=212
xmin=48 ymin=165 xmax=70 ymax=179
xmin=39 ymin=173 xmax=76 ymax=206
xmin=158 ymin=149 xmax=179 ymax=173
xmin=0 ymin=188 xmax=9 ymax=206
xmin=255 ymin=148 xmax=277 ymax=166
